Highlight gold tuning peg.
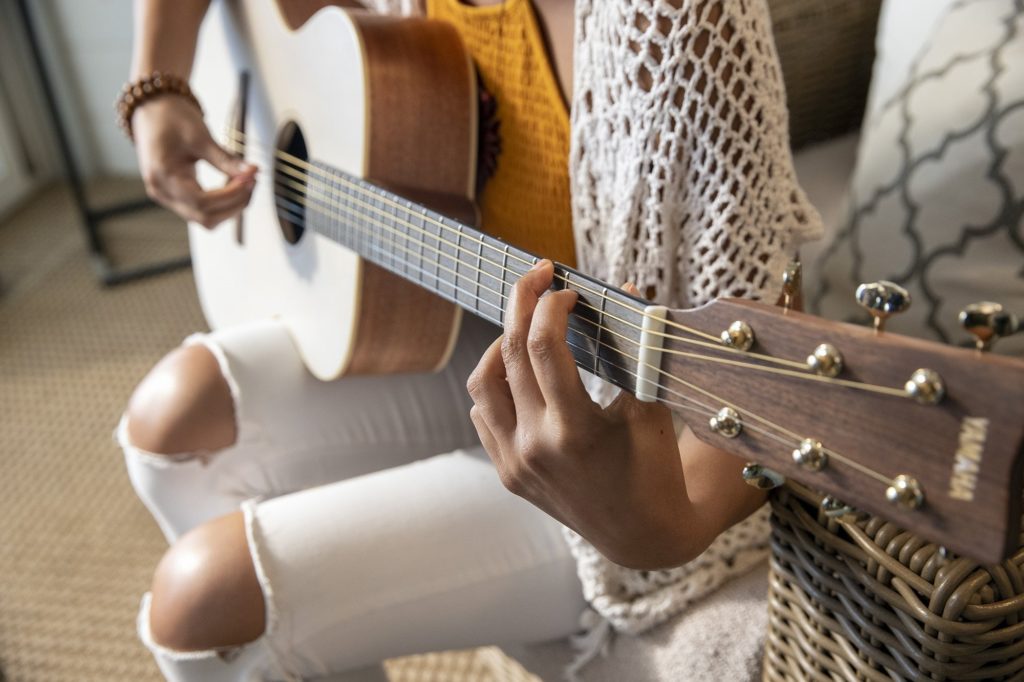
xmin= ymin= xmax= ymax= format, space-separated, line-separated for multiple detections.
xmin=855 ymin=281 xmax=911 ymax=333
xmin=741 ymin=463 xmax=785 ymax=490
xmin=959 ymin=302 xmax=1021 ymax=351
xmin=780 ymin=260 xmax=801 ymax=312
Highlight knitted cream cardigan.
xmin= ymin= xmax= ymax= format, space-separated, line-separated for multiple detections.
xmin=368 ymin=0 xmax=823 ymax=637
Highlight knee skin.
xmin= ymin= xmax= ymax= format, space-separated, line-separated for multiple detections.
xmin=127 ymin=344 xmax=237 ymax=455
xmin=149 ymin=512 xmax=267 ymax=651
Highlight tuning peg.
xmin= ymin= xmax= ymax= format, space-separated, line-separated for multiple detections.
xmin=959 ymin=301 xmax=1021 ymax=351
xmin=780 ymin=260 xmax=801 ymax=312
xmin=741 ymin=463 xmax=784 ymax=490
xmin=885 ymin=474 xmax=924 ymax=509
xmin=855 ymin=281 xmax=911 ymax=333
xmin=820 ymin=496 xmax=856 ymax=518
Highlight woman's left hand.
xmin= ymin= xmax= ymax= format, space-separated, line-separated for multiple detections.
xmin=467 ymin=260 xmax=723 ymax=569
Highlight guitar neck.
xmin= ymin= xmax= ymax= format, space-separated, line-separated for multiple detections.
xmin=294 ymin=160 xmax=650 ymax=396
xmin=268 ymin=156 xmax=1024 ymax=565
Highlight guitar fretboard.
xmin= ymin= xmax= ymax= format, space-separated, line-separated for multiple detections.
xmin=289 ymin=160 xmax=649 ymax=396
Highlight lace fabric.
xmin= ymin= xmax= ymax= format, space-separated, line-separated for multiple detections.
xmin=571 ymin=0 xmax=820 ymax=309
xmin=565 ymin=0 xmax=821 ymax=637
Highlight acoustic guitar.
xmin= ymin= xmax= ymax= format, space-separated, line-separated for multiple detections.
xmin=188 ymin=0 xmax=1024 ymax=564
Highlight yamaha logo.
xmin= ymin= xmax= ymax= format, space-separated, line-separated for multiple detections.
xmin=948 ymin=417 xmax=989 ymax=502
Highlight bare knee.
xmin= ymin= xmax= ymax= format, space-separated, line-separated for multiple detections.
xmin=126 ymin=343 xmax=237 ymax=455
xmin=149 ymin=512 xmax=267 ymax=651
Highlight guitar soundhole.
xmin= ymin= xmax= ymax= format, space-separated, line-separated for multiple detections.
xmin=275 ymin=121 xmax=308 ymax=245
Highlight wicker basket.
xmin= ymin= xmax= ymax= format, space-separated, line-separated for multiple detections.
xmin=764 ymin=482 xmax=1024 ymax=681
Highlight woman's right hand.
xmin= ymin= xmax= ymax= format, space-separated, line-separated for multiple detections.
xmin=133 ymin=95 xmax=257 ymax=228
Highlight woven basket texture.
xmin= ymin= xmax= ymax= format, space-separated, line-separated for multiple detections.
xmin=764 ymin=483 xmax=1024 ymax=681
xmin=767 ymin=0 xmax=882 ymax=149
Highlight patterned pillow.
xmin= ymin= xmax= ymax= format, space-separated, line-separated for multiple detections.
xmin=810 ymin=0 xmax=1024 ymax=355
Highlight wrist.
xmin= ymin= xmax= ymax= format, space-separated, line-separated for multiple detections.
xmin=115 ymin=72 xmax=202 ymax=141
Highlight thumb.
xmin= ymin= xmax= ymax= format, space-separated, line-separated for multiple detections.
xmin=605 ymin=385 xmax=673 ymax=428
xmin=202 ymin=136 xmax=257 ymax=179
xmin=622 ymin=282 xmax=643 ymax=298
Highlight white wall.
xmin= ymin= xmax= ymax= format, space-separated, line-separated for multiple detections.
xmin=28 ymin=0 xmax=140 ymax=178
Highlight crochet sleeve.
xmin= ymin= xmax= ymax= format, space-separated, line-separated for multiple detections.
xmin=566 ymin=0 xmax=824 ymax=641
xmin=571 ymin=0 xmax=822 ymax=308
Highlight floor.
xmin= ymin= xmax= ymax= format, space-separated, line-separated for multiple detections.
xmin=0 ymin=180 xmax=537 ymax=682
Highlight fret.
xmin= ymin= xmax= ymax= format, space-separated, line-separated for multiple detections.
xmin=385 ymin=192 xmax=397 ymax=273
xmin=403 ymin=199 xmax=415 ymax=273
xmin=501 ymin=244 xmax=512 ymax=327
xmin=374 ymin=188 xmax=383 ymax=269
xmin=355 ymin=178 xmax=365 ymax=254
xmin=339 ymin=175 xmax=349 ymax=247
xmin=473 ymin=235 xmax=485 ymax=318
xmin=328 ymin=170 xmax=339 ymax=245
xmin=594 ymin=285 xmax=608 ymax=376
xmin=399 ymin=195 xmax=410 ymax=280
xmin=563 ymin=269 xmax=597 ymax=375
xmin=370 ymin=186 xmax=382 ymax=268
xmin=500 ymin=244 xmax=511 ymax=327
xmin=442 ymin=216 xmax=456 ymax=299
xmin=395 ymin=195 xmax=408 ymax=274
xmin=427 ymin=208 xmax=438 ymax=294
xmin=365 ymin=181 xmax=377 ymax=261
xmin=311 ymin=162 xmax=330 ymax=244
xmin=476 ymin=233 xmax=504 ymax=320
xmin=338 ymin=172 xmax=350 ymax=249
xmin=437 ymin=215 xmax=454 ymax=300
xmin=453 ymin=222 xmax=465 ymax=307
xmin=366 ymin=184 xmax=378 ymax=265
xmin=406 ymin=205 xmax=425 ymax=291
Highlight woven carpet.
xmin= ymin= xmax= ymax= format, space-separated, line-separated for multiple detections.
xmin=0 ymin=181 xmax=538 ymax=682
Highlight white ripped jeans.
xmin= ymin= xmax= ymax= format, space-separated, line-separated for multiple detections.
xmin=121 ymin=315 xmax=586 ymax=681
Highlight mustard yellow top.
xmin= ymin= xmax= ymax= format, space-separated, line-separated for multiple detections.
xmin=427 ymin=0 xmax=576 ymax=266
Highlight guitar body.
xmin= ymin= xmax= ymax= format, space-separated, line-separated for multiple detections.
xmin=190 ymin=0 xmax=476 ymax=380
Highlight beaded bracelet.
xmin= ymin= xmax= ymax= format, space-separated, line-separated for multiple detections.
xmin=115 ymin=72 xmax=202 ymax=141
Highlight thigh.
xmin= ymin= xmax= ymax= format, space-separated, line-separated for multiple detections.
xmin=195 ymin=314 xmax=499 ymax=493
xmin=245 ymin=448 xmax=584 ymax=676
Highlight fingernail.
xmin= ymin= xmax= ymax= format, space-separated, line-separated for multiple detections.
xmin=531 ymin=259 xmax=549 ymax=271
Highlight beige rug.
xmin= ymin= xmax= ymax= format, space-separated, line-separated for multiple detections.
xmin=0 ymin=180 xmax=537 ymax=682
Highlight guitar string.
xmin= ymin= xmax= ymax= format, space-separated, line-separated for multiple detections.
xmin=241 ymin=134 xmax=776 ymax=360
xmin=230 ymin=132 xmax=919 ymax=403
xmin=273 ymin=199 xmax=890 ymax=486
xmin=226 ymin=130 xmax=835 ymax=363
xmin=266 ymin=160 xmax=912 ymax=400
xmin=250 ymin=149 xmax=912 ymax=400
xmin=271 ymin=180 xmax=847 ymax=397
xmin=267 ymin=154 xmax=814 ymax=370
xmin=227 ymin=131 xmax=726 ymax=342
xmin=273 ymin=198 xmax=895 ymax=487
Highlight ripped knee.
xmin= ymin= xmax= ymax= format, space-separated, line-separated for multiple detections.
xmin=148 ymin=512 xmax=267 ymax=651
xmin=125 ymin=343 xmax=237 ymax=456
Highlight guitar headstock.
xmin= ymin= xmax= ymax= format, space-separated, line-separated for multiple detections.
xmin=658 ymin=294 xmax=1024 ymax=564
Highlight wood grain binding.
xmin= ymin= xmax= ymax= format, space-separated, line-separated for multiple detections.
xmin=343 ymin=13 xmax=475 ymax=375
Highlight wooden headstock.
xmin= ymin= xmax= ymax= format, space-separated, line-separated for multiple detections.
xmin=659 ymin=298 xmax=1024 ymax=564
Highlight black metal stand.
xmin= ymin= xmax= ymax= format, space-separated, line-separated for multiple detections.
xmin=15 ymin=0 xmax=191 ymax=286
